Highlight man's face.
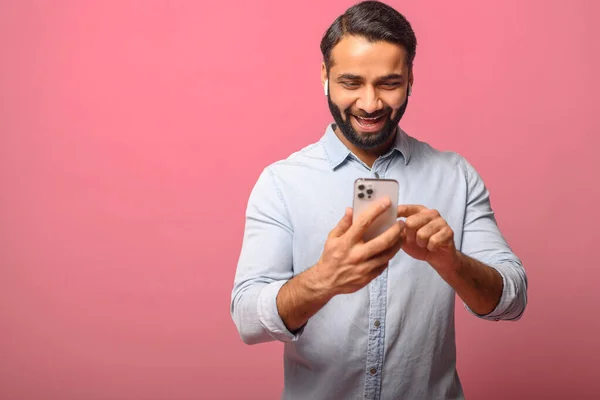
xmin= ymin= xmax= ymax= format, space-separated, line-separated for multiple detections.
xmin=322 ymin=36 xmax=412 ymax=150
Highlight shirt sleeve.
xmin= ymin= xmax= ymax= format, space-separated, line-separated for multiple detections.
xmin=230 ymin=167 xmax=304 ymax=344
xmin=458 ymin=156 xmax=528 ymax=321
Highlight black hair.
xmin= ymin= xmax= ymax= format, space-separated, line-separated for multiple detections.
xmin=320 ymin=1 xmax=417 ymax=73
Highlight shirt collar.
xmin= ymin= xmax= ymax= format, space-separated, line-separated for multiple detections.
xmin=321 ymin=123 xmax=412 ymax=170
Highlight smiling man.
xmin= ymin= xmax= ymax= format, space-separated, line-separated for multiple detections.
xmin=230 ymin=1 xmax=528 ymax=399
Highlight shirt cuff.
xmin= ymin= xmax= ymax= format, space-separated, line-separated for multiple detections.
xmin=463 ymin=265 xmax=512 ymax=321
xmin=257 ymin=280 xmax=305 ymax=342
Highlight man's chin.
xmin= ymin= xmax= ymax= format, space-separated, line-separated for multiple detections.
xmin=342 ymin=129 xmax=388 ymax=149
xmin=353 ymin=128 xmax=387 ymax=142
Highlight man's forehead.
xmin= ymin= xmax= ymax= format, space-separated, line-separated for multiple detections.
xmin=329 ymin=35 xmax=408 ymax=73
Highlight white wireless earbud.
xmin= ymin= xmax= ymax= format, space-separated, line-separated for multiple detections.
xmin=408 ymin=84 xmax=412 ymax=96
xmin=324 ymin=79 xmax=329 ymax=96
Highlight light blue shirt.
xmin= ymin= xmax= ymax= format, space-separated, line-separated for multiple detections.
xmin=230 ymin=123 xmax=527 ymax=400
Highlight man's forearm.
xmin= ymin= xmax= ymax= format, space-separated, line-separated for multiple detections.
xmin=439 ymin=251 xmax=504 ymax=316
xmin=276 ymin=265 xmax=334 ymax=332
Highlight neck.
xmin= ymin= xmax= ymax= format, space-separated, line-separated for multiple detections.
xmin=333 ymin=126 xmax=398 ymax=168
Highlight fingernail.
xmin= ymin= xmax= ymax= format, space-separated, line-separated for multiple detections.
xmin=381 ymin=197 xmax=391 ymax=208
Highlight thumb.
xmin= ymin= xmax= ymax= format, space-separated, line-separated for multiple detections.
xmin=398 ymin=220 xmax=408 ymax=244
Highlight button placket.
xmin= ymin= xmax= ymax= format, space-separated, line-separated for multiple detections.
xmin=363 ymin=271 xmax=387 ymax=400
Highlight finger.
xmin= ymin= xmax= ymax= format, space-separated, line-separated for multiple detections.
xmin=426 ymin=227 xmax=454 ymax=252
xmin=367 ymin=262 xmax=389 ymax=280
xmin=379 ymin=230 xmax=405 ymax=260
xmin=329 ymin=207 xmax=353 ymax=238
xmin=404 ymin=209 xmax=441 ymax=232
xmin=361 ymin=220 xmax=405 ymax=259
xmin=346 ymin=197 xmax=392 ymax=241
xmin=397 ymin=204 xmax=426 ymax=218
xmin=404 ymin=225 xmax=417 ymax=245
xmin=361 ymin=258 xmax=389 ymax=279
xmin=363 ymin=235 xmax=404 ymax=273
xmin=415 ymin=218 xmax=447 ymax=248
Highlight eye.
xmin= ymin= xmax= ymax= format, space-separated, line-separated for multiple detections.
xmin=341 ymin=82 xmax=360 ymax=89
xmin=380 ymin=82 xmax=402 ymax=90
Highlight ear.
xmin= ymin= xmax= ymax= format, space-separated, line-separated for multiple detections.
xmin=321 ymin=62 xmax=328 ymax=87
xmin=408 ymin=69 xmax=414 ymax=95
xmin=321 ymin=62 xmax=329 ymax=96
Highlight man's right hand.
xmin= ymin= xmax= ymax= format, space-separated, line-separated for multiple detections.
xmin=275 ymin=197 xmax=404 ymax=333
xmin=314 ymin=197 xmax=405 ymax=296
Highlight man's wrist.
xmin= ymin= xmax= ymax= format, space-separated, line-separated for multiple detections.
xmin=433 ymin=250 xmax=465 ymax=281
xmin=307 ymin=261 xmax=337 ymax=300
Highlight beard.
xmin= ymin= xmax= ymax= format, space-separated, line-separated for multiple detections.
xmin=327 ymin=90 xmax=409 ymax=150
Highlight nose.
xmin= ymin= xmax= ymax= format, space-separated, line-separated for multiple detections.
xmin=355 ymin=86 xmax=383 ymax=114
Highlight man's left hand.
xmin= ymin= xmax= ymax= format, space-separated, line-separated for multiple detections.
xmin=396 ymin=205 xmax=459 ymax=275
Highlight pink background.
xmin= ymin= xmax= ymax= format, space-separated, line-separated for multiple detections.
xmin=1 ymin=0 xmax=599 ymax=399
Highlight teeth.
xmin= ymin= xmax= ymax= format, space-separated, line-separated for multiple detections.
xmin=357 ymin=119 xmax=377 ymax=126
xmin=358 ymin=116 xmax=382 ymax=121
xmin=356 ymin=116 xmax=382 ymax=126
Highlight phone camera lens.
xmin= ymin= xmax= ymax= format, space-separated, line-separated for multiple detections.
xmin=358 ymin=184 xmax=365 ymax=190
xmin=366 ymin=189 xmax=373 ymax=195
xmin=358 ymin=192 xmax=365 ymax=199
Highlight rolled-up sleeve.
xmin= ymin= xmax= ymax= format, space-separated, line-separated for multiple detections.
xmin=230 ymin=167 xmax=303 ymax=344
xmin=458 ymin=157 xmax=528 ymax=321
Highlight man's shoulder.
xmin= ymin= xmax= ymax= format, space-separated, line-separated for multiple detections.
xmin=263 ymin=138 xmax=329 ymax=175
xmin=406 ymin=133 xmax=467 ymax=170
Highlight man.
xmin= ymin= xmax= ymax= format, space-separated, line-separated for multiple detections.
xmin=230 ymin=1 xmax=528 ymax=399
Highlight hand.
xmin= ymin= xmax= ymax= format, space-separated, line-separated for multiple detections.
xmin=396 ymin=205 xmax=459 ymax=274
xmin=314 ymin=198 xmax=405 ymax=296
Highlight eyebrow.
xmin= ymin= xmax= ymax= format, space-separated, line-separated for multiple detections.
xmin=337 ymin=73 xmax=363 ymax=81
xmin=336 ymin=73 xmax=404 ymax=82
xmin=377 ymin=73 xmax=404 ymax=81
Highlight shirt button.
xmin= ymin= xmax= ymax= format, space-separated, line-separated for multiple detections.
xmin=374 ymin=172 xmax=380 ymax=178
xmin=374 ymin=320 xmax=380 ymax=327
xmin=370 ymin=367 xmax=377 ymax=375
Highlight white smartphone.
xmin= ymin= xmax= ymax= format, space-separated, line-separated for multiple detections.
xmin=352 ymin=178 xmax=399 ymax=241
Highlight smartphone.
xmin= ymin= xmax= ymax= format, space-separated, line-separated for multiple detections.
xmin=352 ymin=178 xmax=399 ymax=241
